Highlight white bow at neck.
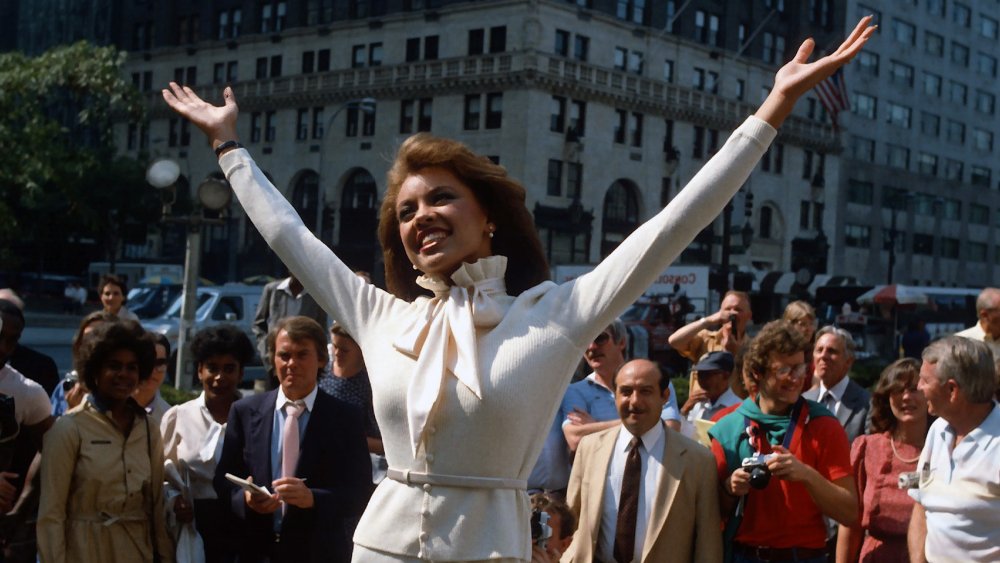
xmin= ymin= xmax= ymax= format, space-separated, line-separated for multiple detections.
xmin=392 ymin=255 xmax=511 ymax=455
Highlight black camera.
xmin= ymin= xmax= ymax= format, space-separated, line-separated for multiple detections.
xmin=62 ymin=371 xmax=79 ymax=393
xmin=530 ymin=509 xmax=552 ymax=550
xmin=741 ymin=453 xmax=776 ymax=490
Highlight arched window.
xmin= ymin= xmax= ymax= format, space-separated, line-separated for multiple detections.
xmin=601 ymin=180 xmax=640 ymax=257
xmin=759 ymin=205 xmax=773 ymax=239
xmin=338 ymin=169 xmax=379 ymax=273
xmin=291 ymin=170 xmax=320 ymax=233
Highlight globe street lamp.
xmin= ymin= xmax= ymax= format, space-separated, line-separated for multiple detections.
xmin=147 ymin=161 xmax=232 ymax=390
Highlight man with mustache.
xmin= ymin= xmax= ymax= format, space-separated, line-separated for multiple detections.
xmin=562 ymin=320 xmax=681 ymax=455
xmin=563 ymin=359 xmax=722 ymax=562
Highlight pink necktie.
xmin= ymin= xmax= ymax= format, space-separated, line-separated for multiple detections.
xmin=281 ymin=401 xmax=304 ymax=479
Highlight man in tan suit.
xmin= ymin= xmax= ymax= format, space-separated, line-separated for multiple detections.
xmin=562 ymin=359 xmax=722 ymax=563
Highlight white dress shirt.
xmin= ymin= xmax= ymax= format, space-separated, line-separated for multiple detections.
xmin=817 ymin=375 xmax=850 ymax=417
xmin=687 ymin=387 xmax=741 ymax=422
xmin=597 ymin=422 xmax=666 ymax=563
xmin=161 ymin=392 xmax=228 ymax=500
xmin=276 ymin=277 xmax=308 ymax=317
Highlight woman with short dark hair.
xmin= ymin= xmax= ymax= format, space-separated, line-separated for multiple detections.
xmin=98 ymin=275 xmax=139 ymax=322
xmin=161 ymin=323 xmax=254 ymax=563
xmin=38 ymin=321 xmax=173 ymax=563
xmin=836 ymin=359 xmax=929 ymax=563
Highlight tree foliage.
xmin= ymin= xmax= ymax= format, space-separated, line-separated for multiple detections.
xmin=0 ymin=41 xmax=156 ymax=270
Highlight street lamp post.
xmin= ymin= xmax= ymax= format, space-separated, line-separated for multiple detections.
xmin=315 ymin=98 xmax=376 ymax=239
xmin=147 ymin=161 xmax=232 ymax=390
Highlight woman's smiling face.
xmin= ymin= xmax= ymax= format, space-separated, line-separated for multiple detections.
xmin=395 ymin=167 xmax=493 ymax=278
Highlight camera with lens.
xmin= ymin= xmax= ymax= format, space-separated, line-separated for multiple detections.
xmin=62 ymin=371 xmax=79 ymax=393
xmin=530 ymin=509 xmax=552 ymax=550
xmin=741 ymin=453 xmax=777 ymax=490
xmin=898 ymin=471 xmax=920 ymax=490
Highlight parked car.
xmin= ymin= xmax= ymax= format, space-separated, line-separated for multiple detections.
xmin=127 ymin=284 xmax=183 ymax=319
xmin=142 ymin=283 xmax=264 ymax=385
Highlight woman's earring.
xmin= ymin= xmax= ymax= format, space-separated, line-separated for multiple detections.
xmin=488 ymin=224 xmax=496 ymax=239
xmin=412 ymin=264 xmax=418 ymax=271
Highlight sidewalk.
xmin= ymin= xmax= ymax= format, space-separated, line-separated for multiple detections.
xmin=24 ymin=310 xmax=94 ymax=329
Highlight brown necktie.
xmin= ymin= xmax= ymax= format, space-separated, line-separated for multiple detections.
xmin=614 ymin=437 xmax=642 ymax=563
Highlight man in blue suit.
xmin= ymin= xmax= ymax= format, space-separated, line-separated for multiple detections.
xmin=215 ymin=316 xmax=371 ymax=563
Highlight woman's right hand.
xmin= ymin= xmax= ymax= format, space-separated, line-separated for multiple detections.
xmin=162 ymin=83 xmax=240 ymax=152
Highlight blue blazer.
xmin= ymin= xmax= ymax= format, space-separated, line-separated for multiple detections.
xmin=214 ymin=388 xmax=371 ymax=563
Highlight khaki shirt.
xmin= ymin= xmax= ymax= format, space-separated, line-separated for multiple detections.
xmin=38 ymin=399 xmax=174 ymax=563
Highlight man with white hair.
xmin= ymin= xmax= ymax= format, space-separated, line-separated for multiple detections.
xmin=803 ymin=326 xmax=870 ymax=444
xmin=956 ymin=287 xmax=1000 ymax=359
xmin=908 ymin=336 xmax=1000 ymax=563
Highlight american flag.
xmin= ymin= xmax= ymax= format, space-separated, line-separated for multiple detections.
xmin=814 ymin=69 xmax=850 ymax=131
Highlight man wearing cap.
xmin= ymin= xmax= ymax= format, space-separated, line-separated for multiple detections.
xmin=681 ymin=351 xmax=740 ymax=423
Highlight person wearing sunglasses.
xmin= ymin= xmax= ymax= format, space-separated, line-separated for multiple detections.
xmin=562 ymin=319 xmax=682 ymax=455
xmin=133 ymin=333 xmax=171 ymax=429
xmin=708 ymin=320 xmax=856 ymax=563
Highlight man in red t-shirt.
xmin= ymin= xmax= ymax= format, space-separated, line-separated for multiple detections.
xmin=708 ymin=320 xmax=857 ymax=563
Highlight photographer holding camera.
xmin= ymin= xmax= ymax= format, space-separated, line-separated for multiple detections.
xmin=708 ymin=321 xmax=856 ymax=563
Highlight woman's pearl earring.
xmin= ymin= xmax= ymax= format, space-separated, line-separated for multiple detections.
xmin=412 ymin=264 xmax=418 ymax=271
xmin=488 ymin=225 xmax=496 ymax=239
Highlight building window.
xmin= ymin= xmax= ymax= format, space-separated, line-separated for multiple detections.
xmin=889 ymin=61 xmax=914 ymax=87
xmin=851 ymin=136 xmax=876 ymax=162
xmin=945 ymin=159 xmax=964 ymax=181
xmin=369 ymin=42 xmax=383 ymax=66
xmin=550 ymin=96 xmax=566 ymax=132
xmin=951 ymin=42 xmax=970 ymax=67
xmin=923 ymin=72 xmax=942 ymax=97
xmin=970 ymin=203 xmax=990 ymax=224
xmin=259 ymin=1 xmax=287 ymax=34
xmin=307 ymin=0 xmax=334 ymax=24
xmin=400 ymin=100 xmax=415 ymax=134
xmin=952 ymin=2 xmax=971 ymax=27
xmin=296 ymin=108 xmax=309 ymax=140
xmin=464 ymin=94 xmax=481 ymax=130
xmin=616 ymin=0 xmax=648 ymax=25
xmin=468 ymin=26 xmax=507 ymax=55
xmin=975 ymin=91 xmax=995 ymax=115
xmin=857 ymin=4 xmax=882 ymax=29
xmin=924 ymin=31 xmax=943 ymax=56
xmin=847 ymin=180 xmax=874 ymax=205
xmin=547 ymin=159 xmax=563 ymax=197
xmin=555 ymin=29 xmax=570 ymax=56
xmin=762 ymin=32 xmax=785 ymax=64
xmin=886 ymin=144 xmax=910 ymax=169
xmin=302 ymin=49 xmax=330 ymax=73
xmin=857 ymin=51 xmax=879 ymax=76
xmin=977 ymin=52 xmax=998 ymax=78
xmin=759 ymin=206 xmax=773 ymax=239
xmin=892 ymin=19 xmax=915 ymax=45
xmin=946 ymin=120 xmax=966 ymax=145
xmin=568 ymin=100 xmax=586 ymax=137
xmin=973 ymin=129 xmax=994 ymax=152
xmin=217 ymin=9 xmax=241 ymax=40
xmin=694 ymin=10 xmax=720 ymax=46
xmin=567 ymin=163 xmax=582 ymax=199
xmin=926 ymin=0 xmax=944 ymax=17
xmin=844 ymin=224 xmax=871 ymax=248
xmin=264 ymin=111 xmax=276 ymax=142
xmin=573 ymin=35 xmax=590 ymax=61
xmin=912 ymin=233 xmax=934 ymax=255
xmin=981 ymin=15 xmax=999 ymax=39
xmin=312 ymin=107 xmax=324 ymax=139
xmin=920 ymin=112 xmax=940 ymax=137
xmin=949 ymin=81 xmax=967 ymax=106
xmin=917 ymin=152 xmax=938 ymax=176
xmin=485 ymin=93 xmax=502 ymax=129
xmin=968 ymin=242 xmax=987 ymax=262
xmin=250 ymin=112 xmax=261 ymax=143
xmin=886 ymin=102 xmax=911 ymax=129
xmin=852 ymin=93 xmax=877 ymax=119
xmin=628 ymin=113 xmax=643 ymax=147
xmin=616 ymin=110 xmax=628 ymax=145
xmin=970 ymin=166 xmax=992 ymax=188
xmin=173 ymin=66 xmax=197 ymax=86
xmin=663 ymin=59 xmax=674 ymax=82
xmin=761 ymin=143 xmax=784 ymax=173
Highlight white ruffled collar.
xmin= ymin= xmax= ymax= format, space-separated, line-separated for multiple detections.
xmin=394 ymin=255 xmax=511 ymax=454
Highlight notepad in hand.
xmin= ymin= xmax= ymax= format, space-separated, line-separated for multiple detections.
xmin=225 ymin=473 xmax=271 ymax=497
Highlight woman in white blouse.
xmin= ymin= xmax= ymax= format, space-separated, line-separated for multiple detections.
xmin=163 ymin=18 xmax=874 ymax=563
xmin=161 ymin=324 xmax=255 ymax=563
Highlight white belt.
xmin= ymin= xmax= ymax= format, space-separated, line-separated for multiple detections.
xmin=387 ymin=468 xmax=526 ymax=490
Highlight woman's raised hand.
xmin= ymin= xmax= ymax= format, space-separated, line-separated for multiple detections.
xmin=756 ymin=16 xmax=877 ymax=128
xmin=162 ymin=82 xmax=240 ymax=151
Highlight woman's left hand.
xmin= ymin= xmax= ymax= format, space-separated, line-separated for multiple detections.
xmin=757 ymin=16 xmax=876 ymax=128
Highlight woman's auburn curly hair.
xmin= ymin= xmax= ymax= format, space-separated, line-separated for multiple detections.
xmin=378 ymin=133 xmax=550 ymax=302
xmin=75 ymin=320 xmax=157 ymax=393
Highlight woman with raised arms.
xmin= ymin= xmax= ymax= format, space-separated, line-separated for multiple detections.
xmin=163 ymin=17 xmax=874 ymax=563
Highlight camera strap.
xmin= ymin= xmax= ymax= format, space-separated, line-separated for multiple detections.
xmin=743 ymin=397 xmax=808 ymax=454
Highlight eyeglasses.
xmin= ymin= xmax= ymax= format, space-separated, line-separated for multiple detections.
xmin=771 ymin=363 xmax=808 ymax=380
xmin=593 ymin=332 xmax=611 ymax=346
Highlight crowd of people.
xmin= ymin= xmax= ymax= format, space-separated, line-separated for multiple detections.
xmin=6 ymin=14 xmax=997 ymax=563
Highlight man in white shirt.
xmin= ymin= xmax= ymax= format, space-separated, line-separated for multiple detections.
xmin=563 ymin=359 xmax=722 ymax=563
xmin=252 ymin=274 xmax=328 ymax=364
xmin=681 ymin=351 xmax=740 ymax=423
xmin=955 ymin=287 xmax=1000 ymax=359
xmin=803 ymin=326 xmax=870 ymax=444
xmin=908 ymin=336 xmax=1000 ymax=563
